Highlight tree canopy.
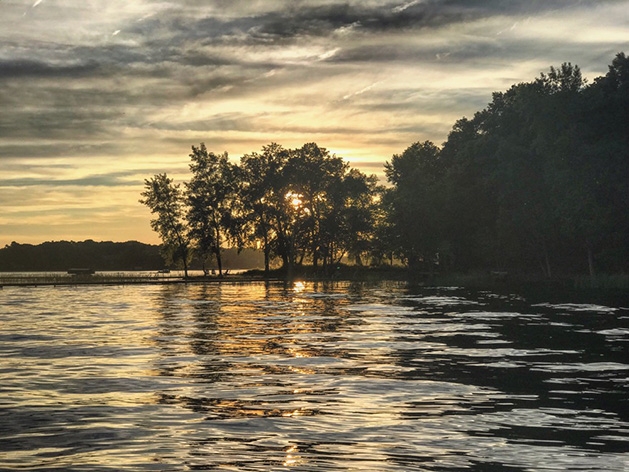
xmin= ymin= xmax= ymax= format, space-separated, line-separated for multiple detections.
xmin=383 ymin=53 xmax=629 ymax=278
xmin=142 ymin=53 xmax=629 ymax=280
xmin=142 ymin=142 xmax=382 ymax=277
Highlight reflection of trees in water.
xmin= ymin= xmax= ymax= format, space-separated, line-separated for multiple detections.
xmin=155 ymin=281 xmax=401 ymax=470
xmin=151 ymin=281 xmax=367 ymax=418
xmin=146 ymin=282 xmax=629 ymax=469
xmin=384 ymin=287 xmax=629 ymax=451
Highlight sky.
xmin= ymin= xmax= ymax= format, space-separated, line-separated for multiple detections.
xmin=1 ymin=0 xmax=628 ymax=247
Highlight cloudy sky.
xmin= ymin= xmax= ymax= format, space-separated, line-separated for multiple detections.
xmin=1 ymin=0 xmax=628 ymax=246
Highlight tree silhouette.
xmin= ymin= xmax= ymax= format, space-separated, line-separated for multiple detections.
xmin=186 ymin=143 xmax=241 ymax=277
xmin=239 ymin=143 xmax=289 ymax=276
xmin=140 ymin=173 xmax=190 ymax=277
xmin=140 ymin=54 xmax=629 ymax=280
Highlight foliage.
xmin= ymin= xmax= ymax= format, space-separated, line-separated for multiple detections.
xmin=141 ymin=142 xmax=382 ymax=277
xmin=239 ymin=143 xmax=289 ymax=275
xmin=384 ymin=53 xmax=629 ymax=278
xmin=186 ymin=143 xmax=241 ymax=276
xmin=139 ymin=53 xmax=629 ymax=280
xmin=139 ymin=173 xmax=191 ymax=277
xmin=384 ymin=141 xmax=446 ymax=271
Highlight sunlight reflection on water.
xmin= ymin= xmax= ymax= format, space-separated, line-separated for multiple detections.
xmin=0 ymin=281 xmax=628 ymax=471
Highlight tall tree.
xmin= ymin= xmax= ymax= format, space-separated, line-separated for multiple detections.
xmin=283 ymin=143 xmax=349 ymax=270
xmin=321 ymin=168 xmax=381 ymax=268
xmin=185 ymin=143 xmax=241 ymax=277
xmin=580 ymin=53 xmax=629 ymax=275
xmin=433 ymin=55 xmax=629 ymax=277
xmin=384 ymin=141 xmax=447 ymax=272
xmin=139 ymin=173 xmax=190 ymax=277
xmin=239 ymin=143 xmax=289 ymax=276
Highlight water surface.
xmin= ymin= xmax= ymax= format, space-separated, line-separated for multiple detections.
xmin=1 ymin=281 xmax=628 ymax=471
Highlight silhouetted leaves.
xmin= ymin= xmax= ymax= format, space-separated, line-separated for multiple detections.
xmin=384 ymin=53 xmax=629 ymax=277
xmin=140 ymin=53 xmax=628 ymax=279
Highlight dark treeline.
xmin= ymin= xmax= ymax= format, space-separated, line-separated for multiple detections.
xmin=141 ymin=142 xmax=383 ymax=278
xmin=142 ymin=53 xmax=628 ymax=280
xmin=0 ymin=240 xmax=163 ymax=271
xmin=0 ymin=241 xmax=264 ymax=272
xmin=390 ymin=52 xmax=629 ymax=278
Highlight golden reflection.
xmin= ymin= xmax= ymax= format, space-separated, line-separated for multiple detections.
xmin=159 ymin=282 xmax=350 ymax=362
xmin=158 ymin=394 xmax=318 ymax=419
xmin=283 ymin=444 xmax=305 ymax=467
xmin=287 ymin=346 xmax=310 ymax=358
xmin=152 ymin=281 xmax=360 ymax=424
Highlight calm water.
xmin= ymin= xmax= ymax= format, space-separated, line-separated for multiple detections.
xmin=1 ymin=281 xmax=628 ymax=471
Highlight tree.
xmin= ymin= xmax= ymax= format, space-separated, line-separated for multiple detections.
xmin=283 ymin=143 xmax=348 ymax=270
xmin=185 ymin=143 xmax=241 ymax=277
xmin=139 ymin=173 xmax=191 ymax=277
xmin=432 ymin=55 xmax=629 ymax=278
xmin=239 ymin=143 xmax=289 ymax=276
xmin=384 ymin=141 xmax=448 ymax=272
xmin=439 ymin=117 xmax=498 ymax=271
xmin=321 ymin=168 xmax=381 ymax=268
xmin=240 ymin=142 xmax=380 ymax=276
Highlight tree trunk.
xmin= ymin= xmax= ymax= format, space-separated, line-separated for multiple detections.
xmin=182 ymin=255 xmax=189 ymax=279
xmin=215 ymin=227 xmax=223 ymax=277
xmin=215 ymin=249 xmax=223 ymax=277
xmin=176 ymin=236 xmax=188 ymax=279
xmin=264 ymin=246 xmax=270 ymax=277
xmin=282 ymin=253 xmax=290 ymax=271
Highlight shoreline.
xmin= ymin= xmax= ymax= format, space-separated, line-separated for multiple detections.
xmin=0 ymin=274 xmax=273 ymax=288
xmin=2 ymin=271 xmax=628 ymax=306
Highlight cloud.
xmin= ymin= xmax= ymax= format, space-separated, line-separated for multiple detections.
xmin=343 ymin=81 xmax=382 ymax=100
xmin=0 ymin=59 xmax=101 ymax=79
xmin=0 ymin=171 xmax=139 ymax=188
xmin=0 ymin=0 xmax=627 ymax=244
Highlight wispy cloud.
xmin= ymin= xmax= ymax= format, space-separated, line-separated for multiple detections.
xmin=392 ymin=1 xmax=423 ymax=14
xmin=343 ymin=81 xmax=382 ymax=100
xmin=1 ymin=0 xmax=627 ymax=244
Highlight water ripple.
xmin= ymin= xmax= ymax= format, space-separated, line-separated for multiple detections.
xmin=1 ymin=282 xmax=628 ymax=471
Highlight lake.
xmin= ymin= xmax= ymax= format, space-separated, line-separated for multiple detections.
xmin=1 ymin=281 xmax=628 ymax=471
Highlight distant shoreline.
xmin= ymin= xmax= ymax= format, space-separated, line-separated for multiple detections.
xmin=0 ymin=273 xmax=271 ymax=288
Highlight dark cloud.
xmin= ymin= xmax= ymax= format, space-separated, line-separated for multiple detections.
xmin=172 ymin=0 xmax=617 ymax=43
xmin=0 ymin=141 xmax=131 ymax=159
xmin=0 ymin=59 xmax=101 ymax=79
xmin=0 ymin=171 xmax=138 ymax=188
xmin=352 ymin=88 xmax=491 ymax=115
xmin=0 ymin=104 xmax=124 ymax=140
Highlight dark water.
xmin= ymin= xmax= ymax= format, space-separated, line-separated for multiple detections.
xmin=1 ymin=281 xmax=628 ymax=471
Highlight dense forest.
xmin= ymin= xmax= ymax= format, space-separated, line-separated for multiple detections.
xmin=0 ymin=240 xmax=263 ymax=272
xmin=386 ymin=53 xmax=629 ymax=278
xmin=142 ymin=53 xmax=628 ymax=280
